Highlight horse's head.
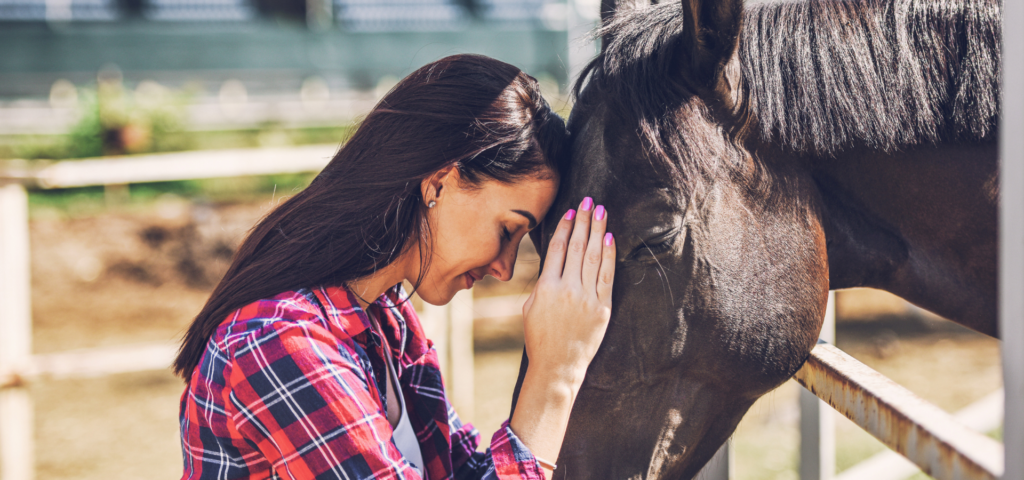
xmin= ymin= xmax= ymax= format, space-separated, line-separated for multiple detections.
xmin=527 ymin=1 xmax=830 ymax=477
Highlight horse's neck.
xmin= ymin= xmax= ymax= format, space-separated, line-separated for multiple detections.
xmin=812 ymin=141 xmax=999 ymax=337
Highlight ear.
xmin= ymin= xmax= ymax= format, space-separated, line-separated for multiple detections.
xmin=600 ymin=0 xmax=655 ymax=53
xmin=420 ymin=165 xmax=459 ymax=205
xmin=678 ymin=0 xmax=744 ymax=88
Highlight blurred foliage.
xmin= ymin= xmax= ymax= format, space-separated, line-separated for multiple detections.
xmin=1 ymin=75 xmax=357 ymax=161
xmin=10 ymin=80 xmax=193 ymax=160
xmin=2 ymin=78 xmax=354 ymax=216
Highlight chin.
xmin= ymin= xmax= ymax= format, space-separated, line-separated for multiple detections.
xmin=415 ymin=282 xmax=458 ymax=306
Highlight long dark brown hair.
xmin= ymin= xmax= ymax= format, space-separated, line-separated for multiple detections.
xmin=174 ymin=54 xmax=568 ymax=379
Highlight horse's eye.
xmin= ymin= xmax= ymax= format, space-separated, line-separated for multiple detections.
xmin=629 ymin=229 xmax=678 ymax=259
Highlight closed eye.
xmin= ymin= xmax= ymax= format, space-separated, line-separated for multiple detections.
xmin=629 ymin=229 xmax=678 ymax=259
xmin=502 ymin=226 xmax=513 ymax=242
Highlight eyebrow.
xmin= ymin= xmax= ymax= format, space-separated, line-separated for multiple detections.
xmin=512 ymin=209 xmax=538 ymax=229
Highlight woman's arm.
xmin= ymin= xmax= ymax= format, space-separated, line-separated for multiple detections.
xmin=510 ymin=198 xmax=616 ymax=476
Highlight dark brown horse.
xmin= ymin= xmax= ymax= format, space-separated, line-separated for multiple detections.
xmin=512 ymin=0 xmax=1001 ymax=477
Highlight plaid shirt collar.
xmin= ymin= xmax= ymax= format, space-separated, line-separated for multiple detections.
xmin=312 ymin=284 xmax=422 ymax=362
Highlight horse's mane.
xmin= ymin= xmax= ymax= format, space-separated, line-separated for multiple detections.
xmin=576 ymin=0 xmax=1001 ymax=163
xmin=573 ymin=3 xmax=738 ymax=194
xmin=743 ymin=0 xmax=1001 ymax=155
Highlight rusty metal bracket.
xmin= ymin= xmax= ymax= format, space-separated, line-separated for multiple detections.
xmin=794 ymin=343 xmax=1004 ymax=480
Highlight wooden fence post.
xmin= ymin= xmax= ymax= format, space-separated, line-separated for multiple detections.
xmin=0 ymin=183 xmax=34 ymax=480
xmin=448 ymin=289 xmax=474 ymax=423
xmin=421 ymin=302 xmax=450 ymax=380
xmin=697 ymin=440 xmax=732 ymax=480
xmin=800 ymin=292 xmax=836 ymax=480
xmin=419 ymin=290 xmax=474 ymax=423
xmin=1000 ymin=1 xmax=1024 ymax=478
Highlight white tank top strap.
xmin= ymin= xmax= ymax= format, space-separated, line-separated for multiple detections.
xmin=384 ymin=349 xmax=427 ymax=478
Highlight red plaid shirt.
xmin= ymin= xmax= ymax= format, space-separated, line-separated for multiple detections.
xmin=180 ymin=285 xmax=546 ymax=480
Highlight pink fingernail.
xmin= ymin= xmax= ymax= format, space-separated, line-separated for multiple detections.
xmin=564 ymin=209 xmax=576 ymax=220
xmin=581 ymin=197 xmax=594 ymax=211
xmin=595 ymin=205 xmax=606 ymax=221
xmin=604 ymin=232 xmax=613 ymax=246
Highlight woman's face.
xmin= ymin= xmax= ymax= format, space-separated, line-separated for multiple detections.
xmin=412 ymin=168 xmax=559 ymax=305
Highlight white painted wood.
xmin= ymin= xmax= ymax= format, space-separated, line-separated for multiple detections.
xmin=1001 ymin=2 xmax=1024 ymax=479
xmin=0 ymin=184 xmax=31 ymax=370
xmin=448 ymin=289 xmax=475 ymax=422
xmin=471 ymin=294 xmax=527 ymax=319
xmin=420 ymin=301 xmax=450 ymax=381
xmin=800 ymin=292 xmax=836 ymax=480
xmin=835 ymin=388 xmax=1004 ymax=480
xmin=0 ymin=342 xmax=177 ymax=387
xmin=0 ymin=390 xmax=32 ymax=480
xmin=797 ymin=343 xmax=1004 ymax=480
xmin=0 ymin=183 xmax=33 ymax=480
xmin=696 ymin=440 xmax=732 ymax=480
xmin=418 ymin=291 xmax=475 ymax=422
xmin=25 ymin=144 xmax=337 ymax=189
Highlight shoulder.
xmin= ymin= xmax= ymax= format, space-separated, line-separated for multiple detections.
xmin=213 ymin=288 xmax=340 ymax=359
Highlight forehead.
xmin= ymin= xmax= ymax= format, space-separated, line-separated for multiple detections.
xmin=567 ymin=99 xmax=671 ymax=201
xmin=474 ymin=175 xmax=558 ymax=212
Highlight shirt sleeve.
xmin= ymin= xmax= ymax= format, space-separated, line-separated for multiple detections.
xmin=449 ymin=409 xmax=546 ymax=480
xmin=224 ymin=320 xmax=424 ymax=480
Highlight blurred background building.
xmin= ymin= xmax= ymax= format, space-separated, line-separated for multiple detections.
xmin=0 ymin=0 xmax=596 ymax=141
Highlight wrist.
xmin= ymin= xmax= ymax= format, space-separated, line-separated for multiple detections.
xmin=509 ymin=367 xmax=578 ymax=464
xmin=523 ymin=365 xmax=579 ymax=403
xmin=524 ymin=354 xmax=588 ymax=392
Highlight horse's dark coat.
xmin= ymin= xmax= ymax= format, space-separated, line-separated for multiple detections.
xmin=512 ymin=0 xmax=1001 ymax=478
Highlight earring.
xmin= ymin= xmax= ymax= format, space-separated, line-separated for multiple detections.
xmin=428 ymin=200 xmax=437 ymax=209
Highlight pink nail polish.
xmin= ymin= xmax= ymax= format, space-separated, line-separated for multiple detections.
xmin=604 ymin=232 xmax=613 ymax=246
xmin=581 ymin=197 xmax=594 ymax=211
xmin=595 ymin=205 xmax=606 ymax=221
xmin=565 ymin=209 xmax=576 ymax=221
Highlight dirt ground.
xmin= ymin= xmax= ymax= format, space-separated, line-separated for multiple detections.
xmin=14 ymin=196 xmax=1003 ymax=480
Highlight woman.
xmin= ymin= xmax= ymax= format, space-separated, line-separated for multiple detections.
xmin=175 ymin=54 xmax=615 ymax=480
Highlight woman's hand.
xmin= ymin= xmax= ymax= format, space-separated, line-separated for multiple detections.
xmin=522 ymin=196 xmax=615 ymax=388
xmin=509 ymin=197 xmax=616 ymax=476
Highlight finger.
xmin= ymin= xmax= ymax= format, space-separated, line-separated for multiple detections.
xmin=596 ymin=231 xmax=616 ymax=305
xmin=540 ymin=208 xmax=576 ymax=281
xmin=561 ymin=197 xmax=595 ymax=283
xmin=580 ymin=204 xmax=608 ymax=290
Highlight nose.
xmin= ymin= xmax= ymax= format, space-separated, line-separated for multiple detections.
xmin=487 ymin=245 xmax=518 ymax=282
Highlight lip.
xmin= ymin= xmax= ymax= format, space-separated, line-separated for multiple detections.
xmin=464 ymin=271 xmax=478 ymax=289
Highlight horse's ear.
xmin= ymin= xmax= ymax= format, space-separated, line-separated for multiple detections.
xmin=600 ymin=0 xmax=655 ymax=53
xmin=678 ymin=0 xmax=743 ymax=87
